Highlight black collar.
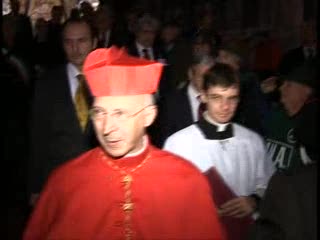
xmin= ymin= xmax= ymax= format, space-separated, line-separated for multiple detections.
xmin=197 ymin=117 xmax=234 ymax=140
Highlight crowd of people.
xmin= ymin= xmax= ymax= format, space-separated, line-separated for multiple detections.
xmin=3 ymin=0 xmax=318 ymax=239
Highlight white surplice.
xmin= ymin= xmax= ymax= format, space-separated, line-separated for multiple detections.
xmin=163 ymin=121 xmax=275 ymax=198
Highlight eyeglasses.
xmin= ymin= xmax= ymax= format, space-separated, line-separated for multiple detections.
xmin=89 ymin=105 xmax=153 ymax=122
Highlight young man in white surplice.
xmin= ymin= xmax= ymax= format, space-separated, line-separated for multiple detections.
xmin=164 ymin=62 xmax=275 ymax=240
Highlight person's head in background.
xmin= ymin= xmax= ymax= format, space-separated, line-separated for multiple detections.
xmin=193 ymin=1 xmax=217 ymax=31
xmin=79 ymin=1 xmax=94 ymax=19
xmin=201 ymin=62 xmax=240 ymax=124
xmin=83 ymin=47 xmax=163 ymax=158
xmin=93 ymin=4 xmax=115 ymax=33
xmin=160 ymin=22 xmax=181 ymax=49
xmin=279 ymin=59 xmax=318 ymax=117
xmin=51 ymin=5 xmax=64 ymax=24
xmin=34 ymin=18 xmax=49 ymax=43
xmin=192 ymin=32 xmax=217 ymax=59
xmin=62 ymin=17 xmax=97 ymax=70
xmin=124 ymin=6 xmax=142 ymax=33
xmin=188 ymin=54 xmax=215 ymax=92
xmin=134 ymin=14 xmax=160 ymax=48
xmin=215 ymin=42 xmax=245 ymax=71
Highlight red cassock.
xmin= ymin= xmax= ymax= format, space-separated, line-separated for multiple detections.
xmin=23 ymin=145 xmax=225 ymax=240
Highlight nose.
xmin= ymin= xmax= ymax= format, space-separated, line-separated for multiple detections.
xmin=221 ymin=99 xmax=231 ymax=111
xmin=70 ymin=40 xmax=79 ymax=52
xmin=102 ymin=115 xmax=118 ymax=135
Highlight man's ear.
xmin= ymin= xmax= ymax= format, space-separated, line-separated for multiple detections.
xmin=200 ymin=91 xmax=208 ymax=103
xmin=187 ymin=67 xmax=194 ymax=81
xmin=143 ymin=105 xmax=157 ymax=127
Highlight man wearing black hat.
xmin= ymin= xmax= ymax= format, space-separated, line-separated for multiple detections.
xmin=248 ymin=60 xmax=318 ymax=240
xmin=263 ymin=59 xmax=318 ymax=173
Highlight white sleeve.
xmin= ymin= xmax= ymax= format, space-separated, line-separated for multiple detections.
xmin=163 ymin=135 xmax=181 ymax=154
xmin=254 ymin=135 xmax=276 ymax=197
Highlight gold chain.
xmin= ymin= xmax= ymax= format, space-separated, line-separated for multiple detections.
xmin=101 ymin=151 xmax=150 ymax=240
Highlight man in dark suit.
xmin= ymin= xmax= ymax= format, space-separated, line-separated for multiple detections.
xmin=124 ymin=14 xmax=169 ymax=145
xmin=125 ymin=14 xmax=165 ymax=62
xmin=126 ymin=14 xmax=171 ymax=92
xmin=278 ymin=21 xmax=317 ymax=75
xmin=155 ymin=54 xmax=214 ymax=147
xmin=27 ymin=17 xmax=98 ymax=207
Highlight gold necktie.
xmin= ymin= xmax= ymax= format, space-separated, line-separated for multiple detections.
xmin=75 ymin=74 xmax=89 ymax=131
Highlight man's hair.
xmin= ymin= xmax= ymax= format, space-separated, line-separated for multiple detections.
xmin=61 ymin=17 xmax=97 ymax=40
xmin=202 ymin=62 xmax=239 ymax=91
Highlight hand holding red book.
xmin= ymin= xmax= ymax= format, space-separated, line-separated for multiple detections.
xmin=205 ymin=167 xmax=254 ymax=240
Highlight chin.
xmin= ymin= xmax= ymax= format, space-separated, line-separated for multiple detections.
xmin=282 ymin=104 xmax=298 ymax=117
xmin=106 ymin=149 xmax=127 ymax=158
xmin=103 ymin=143 xmax=128 ymax=158
xmin=286 ymin=108 xmax=297 ymax=117
xmin=217 ymin=117 xmax=232 ymax=124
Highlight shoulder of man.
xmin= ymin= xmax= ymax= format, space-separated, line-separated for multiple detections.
xmin=151 ymin=145 xmax=207 ymax=177
xmin=233 ymin=122 xmax=264 ymax=140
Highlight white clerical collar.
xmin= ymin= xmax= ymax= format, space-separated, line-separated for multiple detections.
xmin=203 ymin=112 xmax=230 ymax=132
xmin=136 ymin=42 xmax=152 ymax=54
xmin=67 ymin=63 xmax=81 ymax=78
xmin=125 ymin=135 xmax=148 ymax=157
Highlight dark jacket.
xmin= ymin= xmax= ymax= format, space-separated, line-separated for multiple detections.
xmin=28 ymin=65 xmax=98 ymax=194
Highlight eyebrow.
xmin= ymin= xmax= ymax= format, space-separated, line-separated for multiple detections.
xmin=207 ymin=93 xmax=239 ymax=98
xmin=92 ymin=106 xmax=127 ymax=111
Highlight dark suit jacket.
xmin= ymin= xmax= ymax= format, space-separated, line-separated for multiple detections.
xmin=125 ymin=41 xmax=165 ymax=61
xmin=247 ymin=164 xmax=317 ymax=240
xmin=28 ymin=65 xmax=98 ymax=194
xmin=155 ymin=84 xmax=194 ymax=147
xmin=96 ymin=26 xmax=129 ymax=48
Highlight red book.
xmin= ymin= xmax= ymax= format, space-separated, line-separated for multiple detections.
xmin=205 ymin=167 xmax=254 ymax=240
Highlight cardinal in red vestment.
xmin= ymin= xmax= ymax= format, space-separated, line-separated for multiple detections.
xmin=23 ymin=46 xmax=225 ymax=240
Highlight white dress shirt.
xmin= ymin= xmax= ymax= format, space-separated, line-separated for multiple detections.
xmin=136 ymin=42 xmax=155 ymax=60
xmin=187 ymin=84 xmax=201 ymax=122
xmin=66 ymin=63 xmax=81 ymax=101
